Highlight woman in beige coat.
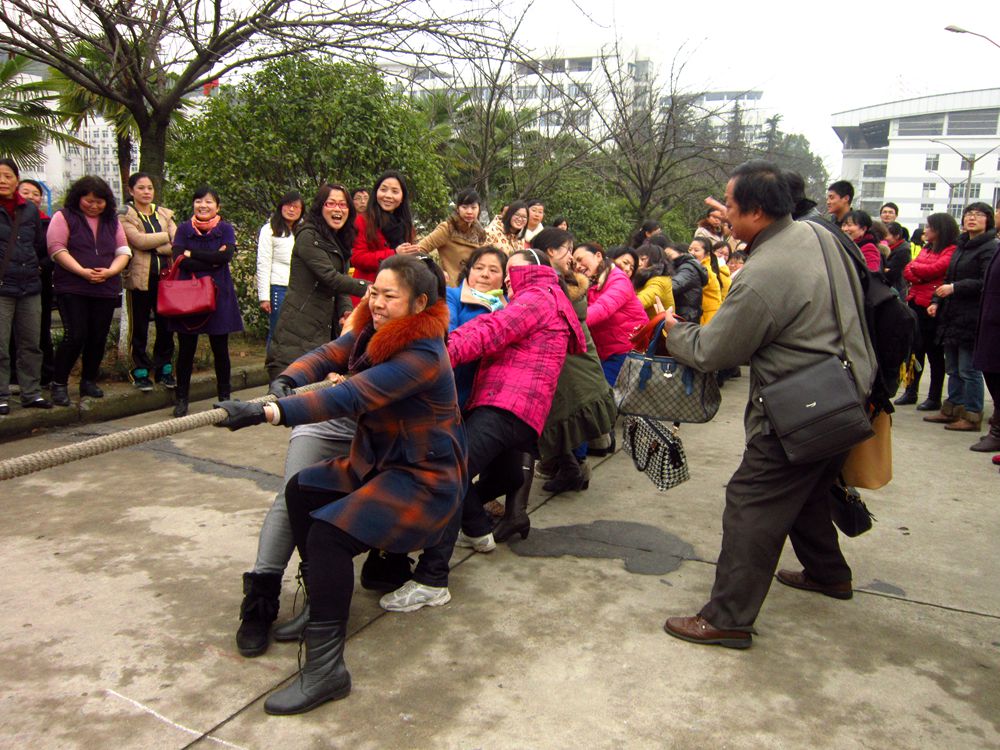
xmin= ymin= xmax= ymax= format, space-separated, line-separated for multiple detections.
xmin=418 ymin=188 xmax=486 ymax=285
xmin=120 ymin=172 xmax=178 ymax=391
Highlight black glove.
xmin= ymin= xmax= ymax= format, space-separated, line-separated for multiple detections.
xmin=213 ymin=400 xmax=267 ymax=431
xmin=268 ymin=375 xmax=296 ymax=399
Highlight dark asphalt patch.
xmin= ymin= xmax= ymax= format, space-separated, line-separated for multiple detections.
xmin=509 ymin=520 xmax=695 ymax=575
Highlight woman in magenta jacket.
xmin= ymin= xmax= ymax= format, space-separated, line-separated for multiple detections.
xmin=897 ymin=212 xmax=960 ymax=410
xmin=571 ymin=242 xmax=647 ymax=384
xmin=380 ymin=249 xmax=586 ymax=612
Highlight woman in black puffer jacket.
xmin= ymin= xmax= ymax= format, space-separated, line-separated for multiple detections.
xmin=925 ymin=202 xmax=998 ymax=432
xmin=663 ymin=241 xmax=708 ymax=322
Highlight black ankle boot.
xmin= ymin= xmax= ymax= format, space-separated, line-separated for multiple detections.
xmin=893 ymin=385 xmax=918 ymax=406
xmin=218 ymin=382 xmax=232 ymax=402
xmin=542 ymin=453 xmax=589 ymax=494
xmin=273 ymin=563 xmax=309 ymax=642
xmin=494 ymin=455 xmax=532 ymax=543
xmin=263 ymin=620 xmax=351 ymax=715
xmin=360 ymin=550 xmax=413 ymax=591
xmin=236 ymin=572 xmax=281 ymax=657
xmin=79 ymin=380 xmax=104 ymax=398
xmin=50 ymin=383 xmax=71 ymax=407
xmin=173 ymin=398 xmax=188 ymax=417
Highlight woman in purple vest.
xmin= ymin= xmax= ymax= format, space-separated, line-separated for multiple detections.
xmin=169 ymin=185 xmax=243 ymax=417
xmin=46 ymin=176 xmax=131 ymax=406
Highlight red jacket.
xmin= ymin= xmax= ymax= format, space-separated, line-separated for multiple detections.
xmin=904 ymin=244 xmax=956 ymax=308
xmin=351 ymin=214 xmax=396 ymax=283
xmin=586 ymin=265 xmax=648 ymax=360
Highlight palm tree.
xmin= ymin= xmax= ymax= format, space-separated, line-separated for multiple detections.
xmin=0 ymin=55 xmax=81 ymax=169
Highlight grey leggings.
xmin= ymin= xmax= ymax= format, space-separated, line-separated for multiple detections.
xmin=252 ymin=433 xmax=352 ymax=575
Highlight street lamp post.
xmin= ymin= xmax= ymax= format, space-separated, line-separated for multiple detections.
xmin=929 ymin=140 xmax=1000 ymax=209
xmin=945 ymin=25 xmax=1000 ymax=50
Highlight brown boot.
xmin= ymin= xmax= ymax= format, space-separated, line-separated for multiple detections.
xmin=970 ymin=412 xmax=1000 ymax=451
xmin=923 ymin=400 xmax=959 ymax=423
xmin=945 ymin=410 xmax=982 ymax=432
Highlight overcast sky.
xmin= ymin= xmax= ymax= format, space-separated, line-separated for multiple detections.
xmin=503 ymin=0 xmax=1000 ymax=175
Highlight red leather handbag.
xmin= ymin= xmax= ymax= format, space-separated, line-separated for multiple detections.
xmin=157 ymin=258 xmax=217 ymax=318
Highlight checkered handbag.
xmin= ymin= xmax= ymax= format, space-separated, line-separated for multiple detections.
xmin=613 ymin=318 xmax=721 ymax=423
xmin=622 ymin=416 xmax=690 ymax=491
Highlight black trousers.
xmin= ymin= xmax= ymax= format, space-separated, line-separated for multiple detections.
xmin=285 ymin=474 xmax=370 ymax=621
xmin=413 ymin=406 xmax=536 ymax=587
xmin=985 ymin=371 xmax=1000 ymax=422
xmin=699 ymin=433 xmax=851 ymax=632
xmin=910 ymin=302 xmax=944 ymax=401
xmin=53 ymin=293 xmax=117 ymax=384
xmin=175 ymin=332 xmax=230 ymax=399
xmin=126 ymin=264 xmax=174 ymax=376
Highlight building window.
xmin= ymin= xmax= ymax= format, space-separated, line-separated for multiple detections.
xmin=897 ymin=113 xmax=944 ymax=136
xmin=925 ymin=154 xmax=939 ymax=171
xmin=949 ymin=204 xmax=965 ymax=219
xmin=946 ymin=108 xmax=999 ymax=136
xmin=922 ymin=182 xmax=936 ymax=196
xmin=860 ymin=181 xmax=885 ymax=198
xmin=515 ymin=85 xmax=536 ymax=100
xmin=920 ymin=203 xmax=934 ymax=213
xmin=862 ymin=163 xmax=887 ymax=178
xmin=567 ymin=57 xmax=592 ymax=73
xmin=953 ymin=183 xmax=981 ymax=199
xmin=960 ymin=158 xmax=971 ymax=171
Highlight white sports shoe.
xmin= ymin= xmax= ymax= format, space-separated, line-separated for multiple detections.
xmin=455 ymin=530 xmax=496 ymax=553
xmin=379 ymin=580 xmax=452 ymax=612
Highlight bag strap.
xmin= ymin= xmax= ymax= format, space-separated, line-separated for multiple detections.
xmin=806 ymin=221 xmax=854 ymax=369
xmin=164 ymin=256 xmax=184 ymax=280
xmin=646 ymin=317 xmax=668 ymax=358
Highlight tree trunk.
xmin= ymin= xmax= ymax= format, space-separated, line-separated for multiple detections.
xmin=137 ymin=118 xmax=169 ymax=193
xmin=117 ymin=133 xmax=133 ymax=200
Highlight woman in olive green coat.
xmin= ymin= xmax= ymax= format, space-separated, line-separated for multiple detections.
xmin=266 ymin=184 xmax=368 ymax=379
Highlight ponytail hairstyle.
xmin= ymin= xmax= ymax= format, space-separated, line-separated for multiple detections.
xmin=366 ymin=170 xmax=416 ymax=247
xmin=630 ymin=219 xmax=660 ymax=249
xmin=530 ymin=227 xmax=576 ymax=288
xmin=508 ymin=247 xmax=572 ymax=299
xmin=691 ymin=236 xmax=723 ymax=287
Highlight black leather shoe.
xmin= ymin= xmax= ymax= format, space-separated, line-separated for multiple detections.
xmin=23 ymin=396 xmax=53 ymax=409
xmin=916 ymin=399 xmax=941 ymax=412
xmin=0 ymin=402 xmax=8 ymax=416
xmin=79 ymin=380 xmax=104 ymax=398
xmin=173 ymin=398 xmax=189 ymax=417
xmin=893 ymin=388 xmax=917 ymax=406
xmin=50 ymin=383 xmax=71 ymax=407
xmin=776 ymin=569 xmax=853 ymax=599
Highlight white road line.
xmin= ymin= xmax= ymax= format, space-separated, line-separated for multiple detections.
xmin=105 ymin=689 xmax=250 ymax=750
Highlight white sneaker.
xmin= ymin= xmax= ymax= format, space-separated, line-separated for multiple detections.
xmin=455 ymin=530 xmax=496 ymax=553
xmin=379 ymin=580 xmax=452 ymax=612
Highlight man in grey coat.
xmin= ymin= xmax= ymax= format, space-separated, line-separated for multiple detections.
xmin=661 ymin=160 xmax=876 ymax=649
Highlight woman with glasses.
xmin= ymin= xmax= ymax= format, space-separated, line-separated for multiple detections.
xmin=256 ymin=191 xmax=304 ymax=344
xmin=924 ymin=203 xmax=998 ymax=433
xmin=266 ymin=184 xmax=370 ymax=380
xmin=485 ymin=201 xmax=529 ymax=256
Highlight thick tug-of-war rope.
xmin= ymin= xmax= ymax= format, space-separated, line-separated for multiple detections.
xmin=0 ymin=380 xmax=336 ymax=482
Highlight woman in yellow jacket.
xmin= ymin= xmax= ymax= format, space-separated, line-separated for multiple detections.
xmin=689 ymin=237 xmax=730 ymax=324
xmin=632 ymin=242 xmax=675 ymax=318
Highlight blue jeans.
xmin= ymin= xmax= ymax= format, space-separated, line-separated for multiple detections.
xmin=601 ymin=353 xmax=626 ymax=386
xmin=267 ymin=285 xmax=287 ymax=345
xmin=944 ymin=345 xmax=984 ymax=414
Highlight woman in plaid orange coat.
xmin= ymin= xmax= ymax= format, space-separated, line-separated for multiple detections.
xmin=214 ymin=255 xmax=466 ymax=716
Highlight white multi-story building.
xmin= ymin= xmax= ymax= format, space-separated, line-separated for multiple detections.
xmin=832 ymin=89 xmax=1000 ymax=228
xmin=383 ymin=47 xmax=653 ymax=140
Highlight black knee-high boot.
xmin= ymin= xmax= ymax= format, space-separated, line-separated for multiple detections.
xmin=494 ymin=456 xmax=533 ymax=543
xmin=273 ymin=562 xmax=310 ymax=642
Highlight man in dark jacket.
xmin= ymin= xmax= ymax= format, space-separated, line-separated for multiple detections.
xmin=0 ymin=158 xmax=52 ymax=413
xmin=660 ymin=160 xmax=876 ymax=649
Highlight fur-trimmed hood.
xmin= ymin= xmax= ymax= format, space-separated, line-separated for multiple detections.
xmin=345 ymin=299 xmax=449 ymax=364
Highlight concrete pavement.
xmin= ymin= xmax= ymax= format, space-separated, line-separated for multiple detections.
xmin=0 ymin=379 xmax=997 ymax=749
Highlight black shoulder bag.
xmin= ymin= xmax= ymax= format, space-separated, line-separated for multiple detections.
xmin=757 ymin=224 xmax=874 ymax=464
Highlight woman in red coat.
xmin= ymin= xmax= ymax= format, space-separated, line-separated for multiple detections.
xmin=897 ymin=212 xmax=959 ymax=410
xmin=350 ymin=170 xmax=421 ymax=285
xmin=214 ymin=255 xmax=465 ymax=716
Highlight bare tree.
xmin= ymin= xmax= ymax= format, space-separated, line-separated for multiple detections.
xmin=0 ymin=0 xmax=509 ymax=183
